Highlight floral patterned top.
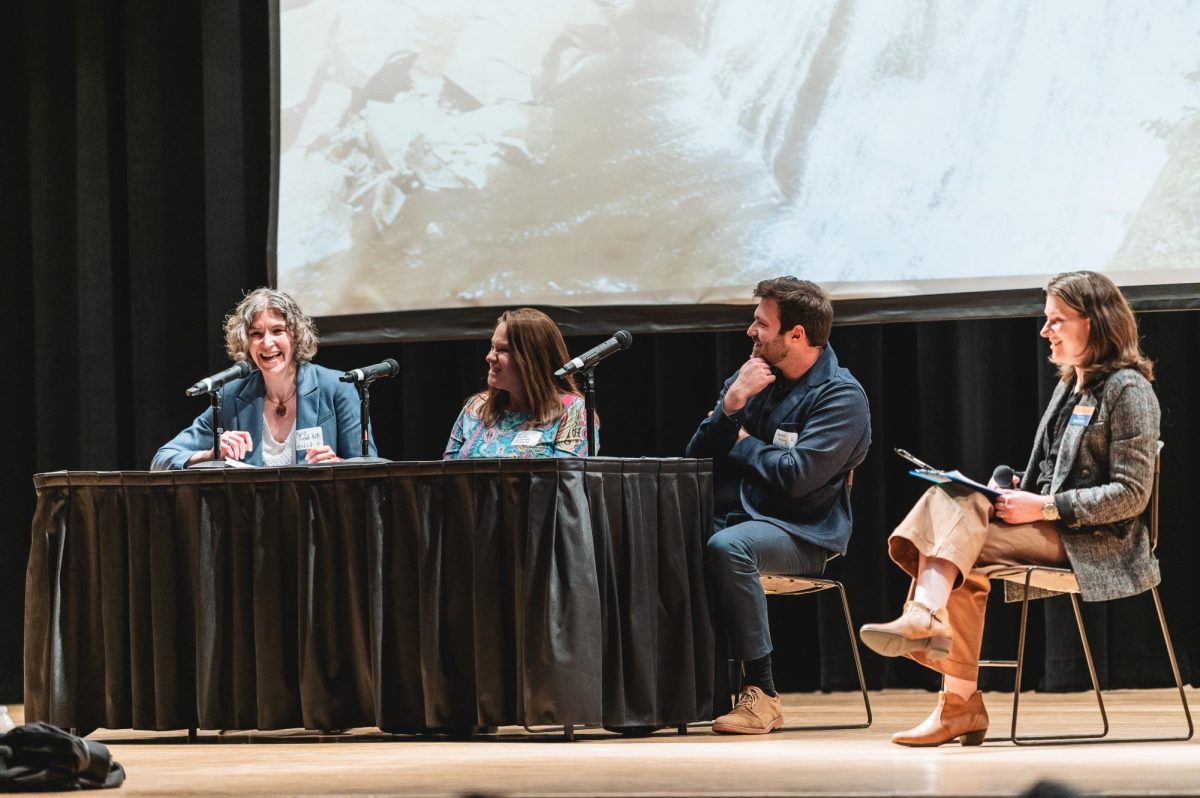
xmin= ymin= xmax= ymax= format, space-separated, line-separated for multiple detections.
xmin=443 ymin=393 xmax=590 ymax=459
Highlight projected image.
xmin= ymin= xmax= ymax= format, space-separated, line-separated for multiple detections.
xmin=278 ymin=0 xmax=1200 ymax=317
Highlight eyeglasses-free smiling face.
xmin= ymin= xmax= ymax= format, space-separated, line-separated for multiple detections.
xmin=747 ymin=297 xmax=789 ymax=366
xmin=486 ymin=322 xmax=523 ymax=398
xmin=1040 ymin=294 xmax=1090 ymax=367
xmin=247 ymin=310 xmax=294 ymax=376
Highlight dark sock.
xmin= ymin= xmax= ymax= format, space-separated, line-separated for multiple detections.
xmin=743 ymin=655 xmax=776 ymax=697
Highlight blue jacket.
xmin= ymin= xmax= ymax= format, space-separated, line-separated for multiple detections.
xmin=151 ymin=361 xmax=376 ymax=470
xmin=685 ymin=344 xmax=871 ymax=554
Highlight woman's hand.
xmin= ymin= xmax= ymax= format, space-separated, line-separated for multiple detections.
xmin=305 ymin=445 xmax=342 ymax=464
xmin=186 ymin=430 xmax=253 ymax=466
xmin=219 ymin=430 xmax=254 ymax=461
xmin=993 ymin=489 xmax=1046 ymax=524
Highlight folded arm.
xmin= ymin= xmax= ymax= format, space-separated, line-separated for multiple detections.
xmin=726 ymin=383 xmax=870 ymax=500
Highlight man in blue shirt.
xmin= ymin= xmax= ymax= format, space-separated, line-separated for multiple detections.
xmin=687 ymin=277 xmax=871 ymax=733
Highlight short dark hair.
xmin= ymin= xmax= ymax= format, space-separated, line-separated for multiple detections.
xmin=753 ymin=277 xmax=832 ymax=347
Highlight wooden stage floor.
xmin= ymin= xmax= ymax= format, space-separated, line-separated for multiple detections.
xmin=9 ymin=689 xmax=1199 ymax=797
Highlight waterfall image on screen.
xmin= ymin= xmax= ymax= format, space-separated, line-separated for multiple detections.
xmin=278 ymin=0 xmax=1200 ymax=318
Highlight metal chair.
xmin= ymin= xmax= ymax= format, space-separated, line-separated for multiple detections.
xmin=754 ymin=471 xmax=872 ymax=730
xmin=978 ymin=443 xmax=1192 ymax=745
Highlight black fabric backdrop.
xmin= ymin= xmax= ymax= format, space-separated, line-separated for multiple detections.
xmin=3 ymin=0 xmax=1197 ymax=704
xmin=25 ymin=460 xmax=716 ymax=731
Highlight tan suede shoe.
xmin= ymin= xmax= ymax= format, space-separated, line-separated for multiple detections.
xmin=892 ymin=690 xmax=989 ymax=746
xmin=712 ymin=686 xmax=784 ymax=734
xmin=858 ymin=600 xmax=953 ymax=660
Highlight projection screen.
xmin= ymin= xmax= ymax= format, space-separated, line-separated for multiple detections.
xmin=277 ymin=0 xmax=1200 ymax=339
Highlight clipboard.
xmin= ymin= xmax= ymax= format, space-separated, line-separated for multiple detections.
xmin=894 ymin=448 xmax=1002 ymax=502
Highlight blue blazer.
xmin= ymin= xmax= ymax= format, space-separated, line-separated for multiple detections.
xmin=685 ymin=345 xmax=871 ymax=554
xmin=151 ymin=361 xmax=377 ymax=470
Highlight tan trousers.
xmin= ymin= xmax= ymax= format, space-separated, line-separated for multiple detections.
xmin=887 ymin=486 xmax=1068 ymax=681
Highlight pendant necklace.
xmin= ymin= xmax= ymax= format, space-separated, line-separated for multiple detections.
xmin=268 ymin=387 xmax=297 ymax=417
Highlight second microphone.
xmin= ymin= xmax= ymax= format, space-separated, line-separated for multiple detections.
xmin=554 ymin=330 xmax=633 ymax=377
xmin=341 ymin=358 xmax=399 ymax=384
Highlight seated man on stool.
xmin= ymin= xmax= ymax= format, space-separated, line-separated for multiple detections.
xmin=686 ymin=277 xmax=871 ymax=734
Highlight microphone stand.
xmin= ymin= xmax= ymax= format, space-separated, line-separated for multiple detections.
xmin=341 ymin=380 xmax=390 ymax=464
xmin=189 ymin=388 xmax=231 ymax=469
xmin=581 ymin=368 xmax=598 ymax=457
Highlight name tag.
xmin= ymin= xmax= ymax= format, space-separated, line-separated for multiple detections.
xmin=512 ymin=430 xmax=542 ymax=447
xmin=773 ymin=428 xmax=799 ymax=448
xmin=1068 ymin=405 xmax=1095 ymax=427
xmin=296 ymin=427 xmax=325 ymax=449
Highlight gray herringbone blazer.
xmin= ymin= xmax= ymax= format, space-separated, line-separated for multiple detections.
xmin=1018 ymin=368 xmax=1160 ymax=601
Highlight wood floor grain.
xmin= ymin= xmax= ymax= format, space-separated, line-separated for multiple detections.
xmin=10 ymin=689 xmax=1198 ymax=796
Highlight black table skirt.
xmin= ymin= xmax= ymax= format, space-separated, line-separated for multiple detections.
xmin=24 ymin=458 xmax=716 ymax=732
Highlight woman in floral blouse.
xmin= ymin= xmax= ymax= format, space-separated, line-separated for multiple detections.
xmin=444 ymin=308 xmax=590 ymax=459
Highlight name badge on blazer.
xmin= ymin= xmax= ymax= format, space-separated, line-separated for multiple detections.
xmin=1068 ymin=405 xmax=1095 ymax=427
xmin=296 ymin=427 xmax=325 ymax=449
xmin=772 ymin=428 xmax=799 ymax=449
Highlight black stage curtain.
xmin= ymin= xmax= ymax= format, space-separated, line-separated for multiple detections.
xmin=2 ymin=0 xmax=272 ymax=701
xmin=4 ymin=0 xmax=1197 ymax=703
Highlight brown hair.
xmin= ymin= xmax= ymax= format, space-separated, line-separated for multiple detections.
xmin=223 ymin=287 xmax=320 ymax=364
xmin=753 ymin=277 xmax=833 ymax=347
xmin=1045 ymin=271 xmax=1153 ymax=388
xmin=480 ymin=308 xmax=580 ymax=426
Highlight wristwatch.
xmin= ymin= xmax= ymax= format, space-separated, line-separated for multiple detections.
xmin=1042 ymin=497 xmax=1060 ymax=521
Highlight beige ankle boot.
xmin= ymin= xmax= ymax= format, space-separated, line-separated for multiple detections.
xmin=859 ymin=600 xmax=953 ymax=660
xmin=892 ymin=691 xmax=988 ymax=746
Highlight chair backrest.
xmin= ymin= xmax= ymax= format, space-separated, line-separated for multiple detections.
xmin=1148 ymin=441 xmax=1163 ymax=553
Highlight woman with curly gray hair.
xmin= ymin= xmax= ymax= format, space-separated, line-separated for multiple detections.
xmin=152 ymin=287 xmax=375 ymax=469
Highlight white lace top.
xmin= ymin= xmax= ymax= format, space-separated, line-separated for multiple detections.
xmin=261 ymin=414 xmax=297 ymax=467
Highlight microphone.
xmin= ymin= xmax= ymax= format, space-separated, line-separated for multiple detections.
xmin=185 ymin=361 xmax=252 ymax=397
xmin=340 ymin=358 xmax=399 ymax=384
xmin=992 ymin=464 xmax=1015 ymax=491
xmin=554 ymin=330 xmax=633 ymax=378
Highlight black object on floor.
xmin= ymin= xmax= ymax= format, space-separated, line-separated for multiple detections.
xmin=0 ymin=723 xmax=125 ymax=791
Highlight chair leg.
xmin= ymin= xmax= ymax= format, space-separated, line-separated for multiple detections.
xmin=834 ymin=582 xmax=873 ymax=729
xmin=1067 ymin=592 xmax=1110 ymax=738
xmin=988 ymin=571 xmax=1192 ymax=745
xmin=1150 ymin=587 xmax=1194 ymax=741
xmin=775 ymin=581 xmax=872 ymax=731
xmin=1010 ymin=573 xmax=1109 ymax=745
xmin=1012 ymin=576 xmax=1190 ymax=744
xmin=1006 ymin=571 xmax=1032 ymax=741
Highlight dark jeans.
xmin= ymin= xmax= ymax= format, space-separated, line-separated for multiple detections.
xmin=707 ymin=513 xmax=829 ymax=661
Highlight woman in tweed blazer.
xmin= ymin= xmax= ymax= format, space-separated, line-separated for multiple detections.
xmin=859 ymin=271 xmax=1158 ymax=747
